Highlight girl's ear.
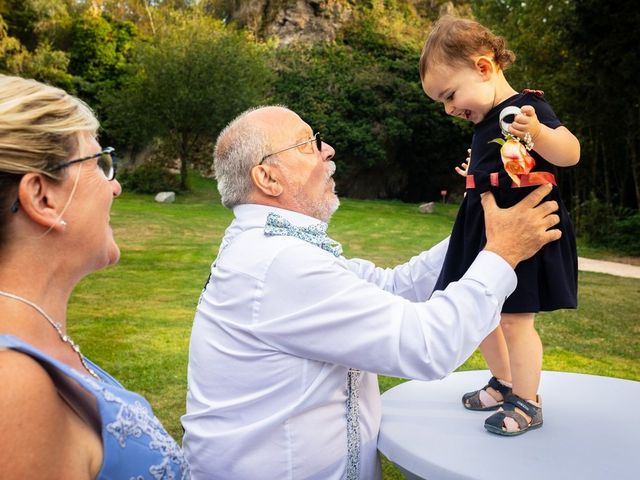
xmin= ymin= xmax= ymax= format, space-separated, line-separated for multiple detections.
xmin=16 ymin=173 xmax=67 ymax=231
xmin=250 ymin=164 xmax=284 ymax=198
xmin=475 ymin=56 xmax=496 ymax=80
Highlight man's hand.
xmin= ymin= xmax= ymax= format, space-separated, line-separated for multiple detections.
xmin=482 ymin=184 xmax=561 ymax=269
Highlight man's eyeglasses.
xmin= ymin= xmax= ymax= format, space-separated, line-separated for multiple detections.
xmin=259 ymin=133 xmax=322 ymax=165
xmin=47 ymin=146 xmax=118 ymax=181
xmin=9 ymin=147 xmax=117 ymax=214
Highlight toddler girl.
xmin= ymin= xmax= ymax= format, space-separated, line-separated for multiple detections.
xmin=419 ymin=15 xmax=580 ymax=436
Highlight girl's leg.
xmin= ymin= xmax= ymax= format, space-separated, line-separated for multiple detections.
xmin=499 ymin=312 xmax=541 ymax=431
xmin=464 ymin=326 xmax=511 ymax=408
xmin=501 ymin=312 xmax=541 ymax=401
xmin=479 ymin=325 xmax=511 ymax=384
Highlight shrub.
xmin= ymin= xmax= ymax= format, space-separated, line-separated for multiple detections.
xmin=611 ymin=213 xmax=640 ymax=256
xmin=118 ymin=164 xmax=181 ymax=194
xmin=576 ymin=192 xmax=640 ymax=255
xmin=575 ymin=192 xmax=615 ymax=245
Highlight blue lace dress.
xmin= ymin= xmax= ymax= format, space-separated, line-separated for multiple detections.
xmin=0 ymin=335 xmax=190 ymax=480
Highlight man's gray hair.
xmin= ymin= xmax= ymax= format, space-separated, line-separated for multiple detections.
xmin=214 ymin=105 xmax=287 ymax=208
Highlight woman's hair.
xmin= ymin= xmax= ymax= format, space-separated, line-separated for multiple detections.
xmin=0 ymin=74 xmax=99 ymax=245
xmin=419 ymin=15 xmax=516 ymax=79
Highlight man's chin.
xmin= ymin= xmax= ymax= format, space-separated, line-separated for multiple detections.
xmin=322 ymin=196 xmax=340 ymax=223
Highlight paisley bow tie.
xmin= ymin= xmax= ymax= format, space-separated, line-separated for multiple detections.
xmin=264 ymin=212 xmax=343 ymax=257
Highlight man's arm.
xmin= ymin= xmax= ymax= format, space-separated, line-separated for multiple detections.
xmin=250 ymin=184 xmax=560 ymax=380
xmin=343 ymin=236 xmax=450 ymax=302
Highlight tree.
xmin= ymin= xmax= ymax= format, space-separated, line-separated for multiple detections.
xmin=272 ymin=3 xmax=470 ymax=201
xmin=103 ymin=13 xmax=273 ymax=190
xmin=473 ymin=0 xmax=640 ymax=213
xmin=0 ymin=13 xmax=73 ymax=89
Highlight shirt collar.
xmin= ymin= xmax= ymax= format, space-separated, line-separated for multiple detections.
xmin=232 ymin=204 xmax=327 ymax=229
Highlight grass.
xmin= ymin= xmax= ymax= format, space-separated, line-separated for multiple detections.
xmin=67 ymin=175 xmax=639 ymax=479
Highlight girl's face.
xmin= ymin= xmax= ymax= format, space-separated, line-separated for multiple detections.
xmin=421 ymin=58 xmax=496 ymax=124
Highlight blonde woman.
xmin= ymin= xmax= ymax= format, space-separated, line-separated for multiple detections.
xmin=0 ymin=75 xmax=190 ymax=479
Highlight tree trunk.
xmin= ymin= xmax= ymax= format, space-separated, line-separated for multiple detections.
xmin=630 ymin=100 xmax=640 ymax=209
xmin=629 ymin=135 xmax=640 ymax=209
xmin=601 ymin=140 xmax=611 ymax=205
xmin=179 ymin=134 xmax=189 ymax=191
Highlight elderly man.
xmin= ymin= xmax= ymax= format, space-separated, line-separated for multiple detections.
xmin=181 ymin=106 xmax=561 ymax=479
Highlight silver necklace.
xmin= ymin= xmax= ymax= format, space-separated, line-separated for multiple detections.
xmin=0 ymin=290 xmax=100 ymax=380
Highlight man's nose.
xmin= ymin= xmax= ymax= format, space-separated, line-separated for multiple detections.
xmin=322 ymin=141 xmax=335 ymax=161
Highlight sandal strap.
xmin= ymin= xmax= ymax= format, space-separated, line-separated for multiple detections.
xmin=487 ymin=376 xmax=512 ymax=397
xmin=498 ymin=410 xmax=530 ymax=430
xmin=503 ymin=393 xmax=540 ymax=418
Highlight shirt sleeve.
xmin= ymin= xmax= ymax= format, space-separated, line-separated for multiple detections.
xmin=524 ymin=94 xmax=562 ymax=129
xmin=342 ymin=236 xmax=450 ymax=301
xmin=252 ymin=246 xmax=516 ymax=381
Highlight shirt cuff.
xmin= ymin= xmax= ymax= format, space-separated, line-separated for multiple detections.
xmin=463 ymin=250 xmax=517 ymax=301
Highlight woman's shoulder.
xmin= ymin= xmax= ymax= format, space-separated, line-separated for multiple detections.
xmin=0 ymin=348 xmax=102 ymax=478
xmin=0 ymin=347 xmax=59 ymax=396
xmin=0 ymin=344 xmax=52 ymax=381
xmin=0 ymin=348 xmax=62 ymax=443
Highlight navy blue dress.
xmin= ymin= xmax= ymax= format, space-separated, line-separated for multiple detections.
xmin=434 ymin=92 xmax=578 ymax=313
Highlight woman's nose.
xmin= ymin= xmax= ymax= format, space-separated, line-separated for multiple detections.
xmin=112 ymin=178 xmax=122 ymax=197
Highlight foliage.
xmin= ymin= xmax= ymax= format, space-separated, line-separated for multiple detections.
xmin=0 ymin=14 xmax=27 ymax=71
xmin=68 ymin=12 xmax=137 ymax=85
xmin=117 ymin=163 xmax=182 ymax=194
xmin=0 ymin=13 xmax=73 ymax=88
xmin=473 ymin=0 xmax=640 ymax=212
xmin=101 ymin=12 xmax=273 ymax=190
xmin=1 ymin=0 xmax=638 ymax=218
xmin=272 ymin=7 xmax=470 ymax=202
xmin=610 ymin=213 xmax=640 ymax=256
xmin=576 ymin=192 xmax=640 ymax=255
xmin=574 ymin=191 xmax=616 ymax=245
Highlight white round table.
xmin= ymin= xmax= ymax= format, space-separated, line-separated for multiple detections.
xmin=378 ymin=370 xmax=640 ymax=480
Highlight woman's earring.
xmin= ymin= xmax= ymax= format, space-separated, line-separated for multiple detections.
xmin=59 ymin=219 xmax=67 ymax=227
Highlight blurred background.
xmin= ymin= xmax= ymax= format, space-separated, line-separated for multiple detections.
xmin=1 ymin=0 xmax=638 ymax=254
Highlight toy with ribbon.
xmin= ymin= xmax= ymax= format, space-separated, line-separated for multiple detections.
xmin=489 ymin=106 xmax=555 ymax=188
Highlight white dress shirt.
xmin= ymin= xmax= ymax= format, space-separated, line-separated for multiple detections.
xmin=182 ymin=204 xmax=516 ymax=480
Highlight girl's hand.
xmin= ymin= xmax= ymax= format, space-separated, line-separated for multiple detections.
xmin=510 ymin=105 xmax=542 ymax=144
xmin=455 ymin=149 xmax=470 ymax=177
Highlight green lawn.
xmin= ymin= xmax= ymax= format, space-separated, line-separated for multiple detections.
xmin=68 ymin=176 xmax=639 ymax=479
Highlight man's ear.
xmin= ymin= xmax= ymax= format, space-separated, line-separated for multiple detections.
xmin=250 ymin=164 xmax=284 ymax=198
xmin=16 ymin=173 xmax=66 ymax=231
xmin=475 ymin=56 xmax=496 ymax=80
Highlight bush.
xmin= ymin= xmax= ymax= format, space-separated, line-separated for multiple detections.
xmin=577 ymin=192 xmax=640 ymax=255
xmin=611 ymin=213 xmax=640 ymax=256
xmin=575 ymin=192 xmax=615 ymax=245
xmin=118 ymin=164 xmax=181 ymax=194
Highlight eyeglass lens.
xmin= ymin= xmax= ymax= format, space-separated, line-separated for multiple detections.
xmin=97 ymin=152 xmax=116 ymax=180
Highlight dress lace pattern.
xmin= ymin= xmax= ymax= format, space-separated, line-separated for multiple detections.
xmin=101 ymin=389 xmax=190 ymax=479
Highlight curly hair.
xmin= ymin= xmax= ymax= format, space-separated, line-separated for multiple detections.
xmin=419 ymin=15 xmax=516 ymax=79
